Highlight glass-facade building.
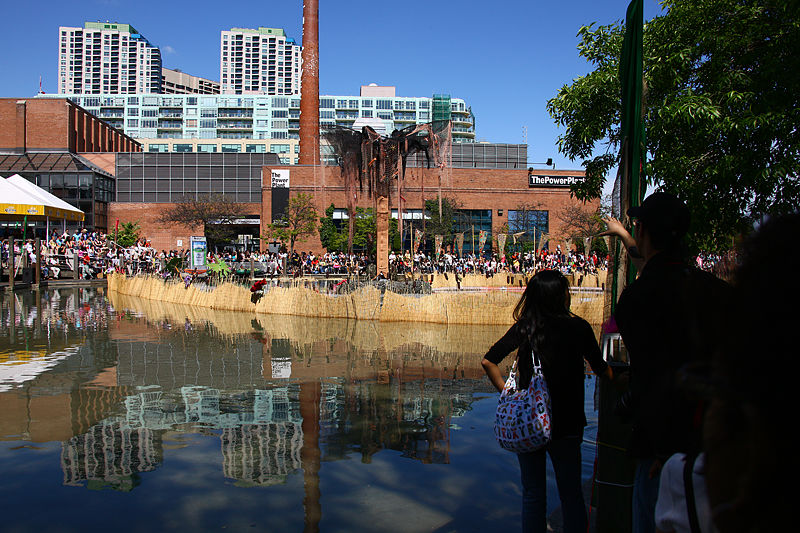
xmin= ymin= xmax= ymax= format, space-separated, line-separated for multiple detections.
xmin=114 ymin=152 xmax=279 ymax=203
xmin=0 ymin=153 xmax=115 ymax=231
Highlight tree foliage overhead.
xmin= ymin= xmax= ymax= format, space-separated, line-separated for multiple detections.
xmin=262 ymin=193 xmax=318 ymax=256
xmin=158 ymin=193 xmax=246 ymax=243
xmin=547 ymin=0 xmax=800 ymax=245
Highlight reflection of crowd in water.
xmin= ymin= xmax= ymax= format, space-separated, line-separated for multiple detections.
xmin=2 ymin=289 xmax=110 ymax=335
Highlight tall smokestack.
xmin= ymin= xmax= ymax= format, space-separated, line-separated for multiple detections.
xmin=299 ymin=0 xmax=320 ymax=165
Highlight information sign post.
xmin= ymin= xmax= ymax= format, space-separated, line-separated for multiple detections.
xmin=190 ymin=236 xmax=207 ymax=272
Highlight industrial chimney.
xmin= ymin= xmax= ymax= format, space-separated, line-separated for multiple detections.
xmin=299 ymin=0 xmax=320 ymax=165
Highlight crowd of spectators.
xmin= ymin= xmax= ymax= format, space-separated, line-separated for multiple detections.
xmin=387 ymin=246 xmax=608 ymax=277
xmin=0 ymin=229 xmax=165 ymax=280
xmin=0 ymin=226 xmax=739 ymax=284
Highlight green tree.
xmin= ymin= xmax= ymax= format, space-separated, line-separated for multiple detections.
xmin=546 ymin=0 xmax=800 ymax=247
xmin=424 ymin=196 xmax=460 ymax=242
xmin=115 ymin=221 xmax=141 ymax=247
xmin=318 ymin=204 xmax=379 ymax=253
xmin=262 ymin=193 xmax=318 ymax=257
xmin=353 ymin=208 xmax=379 ymax=252
xmin=318 ymin=204 xmax=344 ymax=251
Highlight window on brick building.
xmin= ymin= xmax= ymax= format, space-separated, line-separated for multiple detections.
xmin=507 ymin=209 xmax=549 ymax=250
xmin=453 ymin=209 xmax=493 ymax=255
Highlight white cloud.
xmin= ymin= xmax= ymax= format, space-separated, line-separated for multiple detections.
xmin=163 ymin=46 xmax=176 ymax=55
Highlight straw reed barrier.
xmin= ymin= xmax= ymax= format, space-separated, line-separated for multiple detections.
xmin=381 ymin=290 xmax=518 ymax=324
xmin=106 ymin=286 xmax=509 ymax=358
xmin=107 ymin=273 xmax=605 ymax=327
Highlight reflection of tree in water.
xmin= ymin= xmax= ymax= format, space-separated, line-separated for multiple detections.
xmin=61 ymin=423 xmax=162 ymax=492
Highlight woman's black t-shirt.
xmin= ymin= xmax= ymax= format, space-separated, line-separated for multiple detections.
xmin=484 ymin=315 xmax=608 ymax=439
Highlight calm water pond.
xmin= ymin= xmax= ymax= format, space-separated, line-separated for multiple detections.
xmin=0 ymin=287 xmax=600 ymax=533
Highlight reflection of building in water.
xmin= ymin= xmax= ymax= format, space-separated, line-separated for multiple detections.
xmin=319 ymin=377 xmax=488 ymax=465
xmin=61 ymin=423 xmax=162 ymax=492
xmin=221 ymin=423 xmax=303 ymax=486
xmin=66 ymin=385 xmax=305 ymax=487
xmin=118 ymin=385 xmax=302 ymax=429
xmin=115 ymin=341 xmax=267 ymax=390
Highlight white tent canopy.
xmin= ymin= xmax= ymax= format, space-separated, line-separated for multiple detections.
xmin=0 ymin=174 xmax=84 ymax=222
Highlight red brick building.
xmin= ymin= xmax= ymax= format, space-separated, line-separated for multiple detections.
xmin=258 ymin=164 xmax=596 ymax=255
xmin=0 ymin=98 xmax=139 ymax=154
xmin=105 ymin=162 xmax=596 ymax=255
xmin=0 ymin=98 xmax=140 ymax=232
xmin=1 ymin=98 xmax=597 ymax=252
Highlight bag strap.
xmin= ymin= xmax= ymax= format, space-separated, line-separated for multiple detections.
xmin=683 ymin=452 xmax=702 ymax=533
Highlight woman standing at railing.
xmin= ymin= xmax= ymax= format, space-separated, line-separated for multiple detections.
xmin=482 ymin=270 xmax=613 ymax=533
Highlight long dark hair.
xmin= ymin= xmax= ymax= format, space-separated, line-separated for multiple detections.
xmin=512 ymin=270 xmax=572 ymax=354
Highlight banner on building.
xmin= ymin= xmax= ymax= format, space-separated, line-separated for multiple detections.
xmin=498 ymin=234 xmax=507 ymax=256
xmin=435 ymin=235 xmax=443 ymax=261
xmin=415 ymin=229 xmax=423 ymax=252
xmin=456 ymin=233 xmax=464 ymax=258
xmin=478 ymin=230 xmax=488 ymax=252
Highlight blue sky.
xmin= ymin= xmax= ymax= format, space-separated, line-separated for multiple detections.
xmin=0 ymin=0 xmax=662 ymax=176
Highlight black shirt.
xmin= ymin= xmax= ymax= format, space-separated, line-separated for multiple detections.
xmin=484 ymin=316 xmax=608 ymax=439
xmin=615 ymin=251 xmax=732 ymax=459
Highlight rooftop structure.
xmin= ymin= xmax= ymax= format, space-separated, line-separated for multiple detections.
xmin=161 ymin=68 xmax=220 ymax=95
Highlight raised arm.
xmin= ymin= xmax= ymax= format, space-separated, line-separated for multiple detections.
xmin=601 ymin=217 xmax=645 ymax=272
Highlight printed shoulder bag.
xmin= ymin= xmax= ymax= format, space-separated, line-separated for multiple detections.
xmin=494 ymin=350 xmax=552 ymax=453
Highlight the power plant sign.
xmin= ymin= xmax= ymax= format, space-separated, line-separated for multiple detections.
xmin=271 ymin=170 xmax=290 ymax=188
xmin=528 ymin=175 xmax=586 ymax=188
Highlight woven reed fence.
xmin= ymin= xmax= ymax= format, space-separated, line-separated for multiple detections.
xmin=106 ymin=288 xmax=511 ymax=358
xmin=107 ymin=273 xmax=604 ymax=326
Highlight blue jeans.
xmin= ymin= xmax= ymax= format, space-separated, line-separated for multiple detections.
xmin=632 ymin=458 xmax=660 ymax=533
xmin=517 ymin=436 xmax=587 ymax=533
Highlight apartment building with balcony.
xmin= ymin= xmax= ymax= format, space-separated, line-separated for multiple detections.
xmin=220 ymin=27 xmax=302 ymax=96
xmin=58 ymin=22 xmax=162 ymax=95
xmin=36 ymin=86 xmax=476 ymax=161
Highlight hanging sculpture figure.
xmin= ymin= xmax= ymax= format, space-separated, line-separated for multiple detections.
xmin=321 ymin=121 xmax=452 ymax=275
